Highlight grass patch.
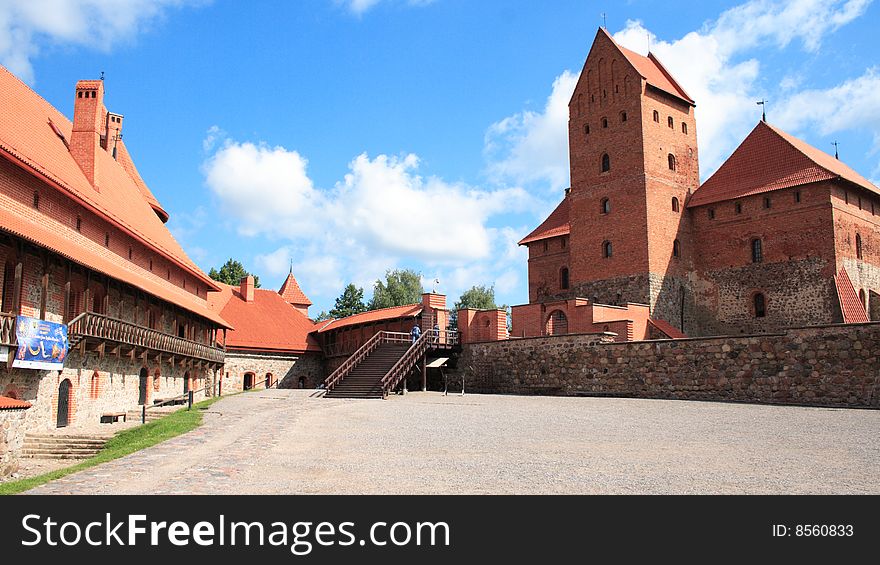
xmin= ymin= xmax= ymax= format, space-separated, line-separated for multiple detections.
xmin=0 ymin=395 xmax=224 ymax=495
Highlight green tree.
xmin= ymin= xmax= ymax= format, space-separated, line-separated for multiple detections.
xmin=454 ymin=285 xmax=497 ymax=311
xmin=329 ymin=284 xmax=367 ymax=318
xmin=369 ymin=269 xmax=424 ymax=310
xmin=208 ymin=259 xmax=261 ymax=288
xmin=313 ymin=311 xmax=333 ymax=322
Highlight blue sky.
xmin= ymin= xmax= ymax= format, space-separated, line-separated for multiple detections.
xmin=2 ymin=0 xmax=879 ymax=315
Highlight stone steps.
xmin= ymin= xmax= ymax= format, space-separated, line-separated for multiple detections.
xmin=20 ymin=432 xmax=113 ymax=460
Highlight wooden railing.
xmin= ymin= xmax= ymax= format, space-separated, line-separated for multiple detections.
xmin=379 ymin=330 xmax=431 ymax=397
xmin=323 ymin=331 xmax=411 ymax=391
xmin=323 ymin=331 xmax=384 ymax=391
xmin=0 ymin=312 xmax=16 ymax=347
xmin=67 ymin=311 xmax=224 ymax=364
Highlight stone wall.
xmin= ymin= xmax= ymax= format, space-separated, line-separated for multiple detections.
xmin=456 ymin=323 xmax=880 ymax=408
xmin=221 ymin=351 xmax=324 ymax=393
xmin=0 ymin=408 xmax=27 ymax=477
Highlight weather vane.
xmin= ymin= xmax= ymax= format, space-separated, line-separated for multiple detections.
xmin=757 ymin=99 xmax=768 ymax=122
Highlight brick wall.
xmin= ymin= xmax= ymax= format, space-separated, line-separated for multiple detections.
xmin=456 ymin=322 xmax=880 ymax=408
xmin=221 ymin=351 xmax=324 ymax=393
xmin=458 ymin=308 xmax=507 ymax=344
xmin=526 ymin=235 xmax=570 ymax=302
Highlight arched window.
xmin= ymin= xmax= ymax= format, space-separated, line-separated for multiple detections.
xmin=856 ymin=233 xmax=862 ymax=259
xmin=620 ymin=111 xmax=627 ymax=122
xmin=668 ymin=153 xmax=677 ymax=171
xmin=601 ymin=117 xmax=608 ymax=128
xmin=560 ymin=267 xmax=569 ymax=290
xmin=90 ymin=372 xmax=100 ymax=399
xmin=653 ymin=110 xmax=659 ymax=123
xmin=673 ymin=239 xmax=681 ymax=258
xmin=600 ymin=197 xmax=610 ymax=214
xmin=584 ymin=123 xmax=590 ymax=135
xmin=667 ymin=116 xmax=674 ymax=128
xmin=545 ymin=310 xmax=569 ymax=336
xmin=681 ymin=122 xmax=688 ymax=134
xmin=601 ymin=153 xmax=610 ymax=173
xmin=266 ymin=373 xmax=274 ymax=388
xmin=602 ymin=241 xmax=613 ymax=258
xmin=751 ymin=238 xmax=763 ymax=263
xmin=735 ymin=202 xmax=742 ymax=214
xmin=672 ymin=197 xmax=680 ymax=212
xmin=754 ymin=293 xmax=766 ymax=318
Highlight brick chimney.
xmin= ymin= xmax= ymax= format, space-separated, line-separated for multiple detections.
xmin=106 ymin=111 xmax=124 ymax=160
xmin=240 ymin=275 xmax=255 ymax=302
xmin=70 ymin=80 xmax=105 ymax=188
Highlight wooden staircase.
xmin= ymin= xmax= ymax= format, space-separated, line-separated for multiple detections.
xmin=324 ymin=343 xmax=411 ymax=399
xmin=323 ymin=329 xmax=460 ymax=400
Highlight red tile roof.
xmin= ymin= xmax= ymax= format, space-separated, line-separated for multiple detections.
xmin=0 ymin=65 xmax=219 ymax=293
xmin=114 ymin=140 xmax=169 ymax=223
xmin=518 ymin=197 xmax=570 ymax=245
xmin=208 ymin=284 xmax=320 ymax=353
xmin=648 ymin=318 xmax=688 ymax=339
xmin=0 ymin=200 xmax=230 ymax=327
xmin=689 ymin=121 xmax=880 ymax=207
xmin=0 ymin=395 xmax=31 ymax=410
xmin=316 ymin=303 xmax=423 ymax=333
xmin=834 ymin=268 xmax=869 ymax=324
xmin=603 ymin=28 xmax=694 ymax=105
xmin=279 ymin=271 xmax=312 ymax=306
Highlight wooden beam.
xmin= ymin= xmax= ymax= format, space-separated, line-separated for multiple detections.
xmin=39 ymin=252 xmax=49 ymax=320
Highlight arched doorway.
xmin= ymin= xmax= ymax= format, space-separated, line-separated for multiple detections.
xmin=243 ymin=372 xmax=255 ymax=391
xmin=57 ymin=379 xmax=71 ymax=428
xmin=138 ymin=367 xmax=148 ymax=405
xmin=298 ymin=376 xmax=306 ymax=389
xmin=545 ymin=310 xmax=568 ymax=335
xmin=265 ymin=373 xmax=274 ymax=388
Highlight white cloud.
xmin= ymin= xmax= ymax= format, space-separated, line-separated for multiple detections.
xmin=339 ymin=0 xmax=435 ymax=16
xmin=203 ymin=140 xmax=324 ymax=238
xmin=203 ymin=135 xmax=534 ymax=303
xmin=774 ymin=67 xmax=880 ymax=145
xmin=0 ymin=0 xmax=204 ymax=84
xmin=484 ymin=71 xmax=577 ymax=192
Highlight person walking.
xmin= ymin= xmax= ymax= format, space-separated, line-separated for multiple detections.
xmin=410 ymin=323 xmax=421 ymax=344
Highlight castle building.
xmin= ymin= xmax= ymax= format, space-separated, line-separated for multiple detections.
xmin=0 ymin=66 xmax=229 ymax=475
xmin=208 ymin=272 xmax=323 ymax=392
xmin=512 ymin=28 xmax=879 ymax=339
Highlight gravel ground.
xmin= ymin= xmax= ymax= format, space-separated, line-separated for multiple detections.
xmin=23 ymin=390 xmax=880 ymax=495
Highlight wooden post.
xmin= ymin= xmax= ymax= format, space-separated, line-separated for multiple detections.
xmin=421 ymin=355 xmax=427 ymax=392
xmin=12 ymin=261 xmax=22 ymax=315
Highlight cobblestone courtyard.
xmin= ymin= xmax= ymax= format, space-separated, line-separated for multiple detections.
xmin=24 ymin=390 xmax=880 ymax=494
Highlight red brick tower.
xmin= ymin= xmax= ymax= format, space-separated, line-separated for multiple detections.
xmin=567 ymin=28 xmax=698 ymax=331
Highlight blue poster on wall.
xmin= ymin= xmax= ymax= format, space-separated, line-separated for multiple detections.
xmin=13 ymin=316 xmax=68 ymax=370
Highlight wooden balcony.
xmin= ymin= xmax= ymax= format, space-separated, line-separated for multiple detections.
xmin=0 ymin=312 xmax=16 ymax=347
xmin=68 ymin=311 xmax=224 ymax=366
